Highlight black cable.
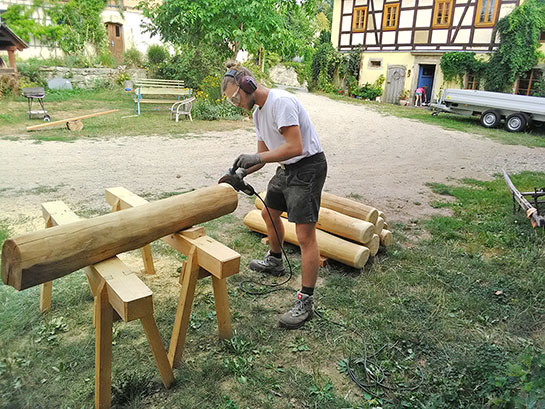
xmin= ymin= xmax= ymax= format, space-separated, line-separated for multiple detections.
xmin=314 ymin=309 xmax=425 ymax=398
xmin=238 ymin=192 xmax=294 ymax=296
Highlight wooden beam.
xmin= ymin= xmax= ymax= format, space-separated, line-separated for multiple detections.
xmin=26 ymin=110 xmax=119 ymax=131
xmin=2 ymin=184 xmax=238 ymax=290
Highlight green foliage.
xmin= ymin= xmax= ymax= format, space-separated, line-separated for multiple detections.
xmin=0 ymin=75 xmax=18 ymax=98
xmin=484 ymin=0 xmax=545 ymax=92
xmin=121 ymin=48 xmax=143 ymax=68
xmin=310 ymin=41 xmax=337 ymax=89
xmin=156 ymin=44 xmax=227 ymax=89
xmin=114 ymin=71 xmax=131 ymax=86
xmin=140 ymin=0 xmax=317 ymax=60
xmin=352 ymin=75 xmax=385 ymax=100
xmin=440 ymin=52 xmax=487 ymax=86
xmin=97 ymin=51 xmax=116 ymax=68
xmin=3 ymin=0 xmax=107 ymax=56
xmin=283 ymin=61 xmax=308 ymax=85
xmin=16 ymin=60 xmax=46 ymax=87
xmin=488 ymin=350 xmax=545 ymax=407
xmin=146 ymin=45 xmax=169 ymax=66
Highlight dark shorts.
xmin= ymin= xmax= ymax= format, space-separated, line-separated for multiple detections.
xmin=265 ymin=152 xmax=327 ymax=224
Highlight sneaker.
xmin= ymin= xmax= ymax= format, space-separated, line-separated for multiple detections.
xmin=279 ymin=291 xmax=314 ymax=329
xmin=249 ymin=251 xmax=285 ymax=276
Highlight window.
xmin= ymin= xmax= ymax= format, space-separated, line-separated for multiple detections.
xmin=382 ymin=3 xmax=400 ymax=31
xmin=465 ymin=73 xmax=480 ymax=90
xmin=115 ymin=25 xmax=121 ymax=37
xmin=370 ymin=60 xmax=382 ymax=68
xmin=516 ymin=69 xmax=543 ymax=96
xmin=433 ymin=0 xmax=453 ymax=28
xmin=475 ymin=0 xmax=498 ymax=27
xmin=352 ymin=6 xmax=368 ymax=32
xmin=540 ymin=31 xmax=545 ymax=42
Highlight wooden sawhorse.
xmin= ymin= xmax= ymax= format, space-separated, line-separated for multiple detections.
xmin=41 ymin=201 xmax=174 ymax=409
xmin=105 ymin=187 xmax=240 ymax=368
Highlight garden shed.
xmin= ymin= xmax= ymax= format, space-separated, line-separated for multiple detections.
xmin=0 ymin=22 xmax=28 ymax=78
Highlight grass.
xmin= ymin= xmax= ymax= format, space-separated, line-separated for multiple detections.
xmin=0 ymin=88 xmax=253 ymax=141
xmin=326 ymin=93 xmax=545 ymax=148
xmin=0 ymin=172 xmax=544 ymax=408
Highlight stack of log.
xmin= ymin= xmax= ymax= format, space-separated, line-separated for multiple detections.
xmin=243 ymin=191 xmax=392 ymax=269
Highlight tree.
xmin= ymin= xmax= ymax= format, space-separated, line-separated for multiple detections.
xmin=139 ymin=0 xmax=316 ymax=60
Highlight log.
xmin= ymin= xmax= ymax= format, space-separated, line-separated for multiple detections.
xmin=367 ymin=234 xmax=380 ymax=257
xmin=2 ymin=184 xmax=238 ymax=290
xmin=321 ymin=192 xmax=379 ymax=224
xmin=243 ymin=210 xmax=369 ymax=269
xmin=66 ymin=120 xmax=84 ymax=131
xmin=378 ymin=210 xmax=386 ymax=221
xmin=254 ymin=194 xmax=374 ymax=244
xmin=379 ymin=229 xmax=393 ymax=247
xmin=374 ymin=217 xmax=384 ymax=235
xmin=26 ymin=109 xmax=119 ymax=131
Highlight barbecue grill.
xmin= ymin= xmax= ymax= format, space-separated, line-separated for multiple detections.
xmin=22 ymin=87 xmax=50 ymax=121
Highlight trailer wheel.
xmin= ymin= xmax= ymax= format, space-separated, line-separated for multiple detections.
xmin=480 ymin=110 xmax=501 ymax=128
xmin=505 ymin=113 xmax=527 ymax=132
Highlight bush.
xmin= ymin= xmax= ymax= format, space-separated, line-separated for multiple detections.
xmin=192 ymin=96 xmax=245 ymax=121
xmin=17 ymin=60 xmax=45 ymax=87
xmin=97 ymin=51 xmax=116 ymax=68
xmin=121 ymin=48 xmax=143 ymax=68
xmin=0 ymin=75 xmax=18 ymax=98
xmin=199 ymin=75 xmax=222 ymax=103
xmin=157 ymin=44 xmax=227 ymax=88
xmin=147 ymin=45 xmax=169 ymax=66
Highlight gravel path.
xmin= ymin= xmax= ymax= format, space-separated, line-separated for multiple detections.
xmin=2 ymin=91 xmax=544 ymax=233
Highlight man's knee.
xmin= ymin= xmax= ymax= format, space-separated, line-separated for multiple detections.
xmin=296 ymin=223 xmax=317 ymax=248
xmin=262 ymin=206 xmax=281 ymax=224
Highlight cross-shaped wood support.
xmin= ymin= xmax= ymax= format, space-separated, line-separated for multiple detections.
xmin=105 ymin=187 xmax=240 ymax=368
xmin=41 ymin=201 xmax=174 ymax=409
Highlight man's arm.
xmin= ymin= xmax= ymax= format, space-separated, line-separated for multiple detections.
xmin=245 ymin=141 xmax=269 ymax=175
xmin=259 ymin=125 xmax=303 ymax=163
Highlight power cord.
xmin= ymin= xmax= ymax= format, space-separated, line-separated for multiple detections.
xmin=238 ymin=192 xmax=294 ymax=296
xmin=314 ymin=309 xmax=425 ymax=398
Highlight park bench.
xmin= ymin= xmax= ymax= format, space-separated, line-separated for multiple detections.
xmin=133 ymin=79 xmax=192 ymax=116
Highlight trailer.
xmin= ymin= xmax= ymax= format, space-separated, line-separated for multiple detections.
xmin=430 ymin=89 xmax=545 ymax=132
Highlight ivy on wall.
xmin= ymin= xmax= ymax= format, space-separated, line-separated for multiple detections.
xmin=2 ymin=0 xmax=108 ymax=55
xmin=440 ymin=0 xmax=545 ymax=92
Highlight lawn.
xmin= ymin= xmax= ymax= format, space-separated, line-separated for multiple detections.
xmin=0 ymin=172 xmax=544 ymax=408
xmin=0 ymin=88 xmax=253 ymax=141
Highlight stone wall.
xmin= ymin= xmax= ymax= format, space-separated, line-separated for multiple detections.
xmin=38 ymin=66 xmax=147 ymax=89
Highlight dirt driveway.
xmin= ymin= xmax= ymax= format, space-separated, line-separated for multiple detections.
xmin=2 ymin=91 xmax=545 ymax=232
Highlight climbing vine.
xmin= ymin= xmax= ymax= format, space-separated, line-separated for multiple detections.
xmin=440 ymin=0 xmax=545 ymax=92
xmin=2 ymin=0 xmax=108 ymax=54
xmin=484 ymin=0 xmax=545 ymax=91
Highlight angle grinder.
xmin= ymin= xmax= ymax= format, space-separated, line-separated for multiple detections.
xmin=218 ymin=168 xmax=256 ymax=196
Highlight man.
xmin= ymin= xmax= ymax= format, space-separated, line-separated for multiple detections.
xmin=221 ymin=63 xmax=327 ymax=329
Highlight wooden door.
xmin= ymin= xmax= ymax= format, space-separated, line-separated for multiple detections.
xmin=106 ymin=23 xmax=124 ymax=64
xmin=384 ymin=65 xmax=406 ymax=104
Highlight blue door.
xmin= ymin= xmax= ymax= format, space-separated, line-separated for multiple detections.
xmin=417 ymin=64 xmax=435 ymax=103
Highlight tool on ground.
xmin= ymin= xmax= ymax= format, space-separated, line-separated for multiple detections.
xmin=23 ymin=87 xmax=50 ymax=121
xmin=503 ymin=169 xmax=545 ymax=228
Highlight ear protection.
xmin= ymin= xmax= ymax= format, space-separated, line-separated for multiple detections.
xmin=225 ymin=69 xmax=257 ymax=94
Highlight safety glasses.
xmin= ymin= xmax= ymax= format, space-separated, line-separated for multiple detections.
xmin=226 ymin=86 xmax=241 ymax=106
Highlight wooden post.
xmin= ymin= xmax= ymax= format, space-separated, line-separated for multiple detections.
xmin=7 ymin=47 xmax=16 ymax=71
xmin=95 ymin=282 xmax=113 ymax=409
xmin=168 ymin=246 xmax=200 ymax=368
xmin=39 ymin=218 xmax=54 ymax=312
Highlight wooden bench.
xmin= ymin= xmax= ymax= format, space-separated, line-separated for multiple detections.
xmin=133 ymin=79 xmax=192 ymax=115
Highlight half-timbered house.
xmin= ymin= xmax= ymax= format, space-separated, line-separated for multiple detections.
xmin=331 ymin=0 xmax=545 ymax=103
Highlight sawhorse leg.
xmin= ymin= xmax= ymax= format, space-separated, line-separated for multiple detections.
xmin=168 ymin=247 xmax=200 ymax=368
xmin=95 ymin=283 xmax=113 ymax=409
xmin=211 ymin=276 xmax=232 ymax=339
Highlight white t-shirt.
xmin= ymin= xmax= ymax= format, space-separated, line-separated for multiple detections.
xmin=253 ymin=89 xmax=322 ymax=165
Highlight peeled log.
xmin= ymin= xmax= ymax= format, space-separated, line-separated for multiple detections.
xmin=254 ymin=194 xmax=374 ymax=244
xmin=244 ymin=210 xmax=369 ymax=269
xmin=374 ymin=217 xmax=384 ymax=235
xmin=2 ymin=184 xmax=238 ymax=290
xmin=368 ymin=234 xmax=380 ymax=257
xmin=379 ymin=229 xmax=393 ymax=247
xmin=321 ymin=192 xmax=379 ymax=224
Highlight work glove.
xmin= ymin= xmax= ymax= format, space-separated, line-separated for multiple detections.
xmin=233 ymin=153 xmax=262 ymax=170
